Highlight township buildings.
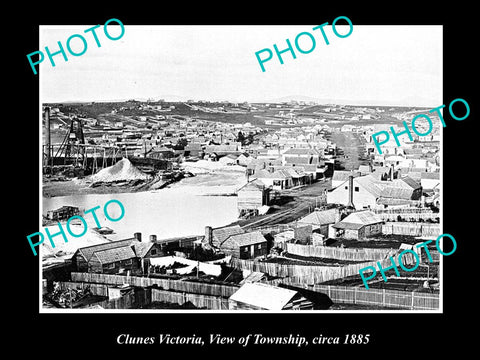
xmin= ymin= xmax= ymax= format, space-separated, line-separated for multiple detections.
xmin=43 ymin=102 xmax=441 ymax=310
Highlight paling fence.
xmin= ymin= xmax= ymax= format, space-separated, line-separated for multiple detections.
xmin=71 ymin=272 xmax=239 ymax=298
xmin=382 ymin=222 xmax=441 ymax=237
xmin=151 ymin=288 xmax=229 ymax=310
xmin=57 ymin=280 xmax=229 ymax=310
xmin=284 ymin=284 xmax=439 ymax=310
xmin=56 ymin=281 xmax=152 ymax=309
xmin=285 ymin=243 xmax=440 ymax=263
xmin=229 ymin=254 xmax=417 ymax=285
xmin=57 ymin=281 xmax=109 ymax=296
xmin=98 ymin=289 xmax=152 ymax=309
xmin=372 ymin=208 xmax=440 ymax=222
xmin=286 ymin=243 xmax=397 ymax=261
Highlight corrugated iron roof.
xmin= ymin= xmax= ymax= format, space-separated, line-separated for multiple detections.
xmin=254 ymin=169 xmax=292 ymax=180
xmin=212 ymin=225 xmax=245 ymax=245
xmin=283 ymin=148 xmax=321 ymax=155
xmin=221 ymin=231 xmax=266 ymax=248
xmin=77 ymin=238 xmax=136 ymax=262
xmin=353 ymin=174 xmax=421 ymax=200
xmin=132 ymin=242 xmax=155 ymax=258
xmin=339 ymin=210 xmax=383 ymax=226
xmin=237 ymin=179 xmax=266 ymax=192
xmin=298 ymin=208 xmax=338 ymax=226
xmin=229 ymin=282 xmax=298 ymax=310
xmin=91 ymin=245 xmax=136 ymax=264
xmin=332 ymin=222 xmax=364 ymax=230
xmin=420 ymin=172 xmax=440 ymax=180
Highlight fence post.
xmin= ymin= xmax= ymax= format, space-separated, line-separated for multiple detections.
xmin=411 ymin=291 xmax=415 ymax=310
xmin=382 ymin=288 xmax=386 ymax=307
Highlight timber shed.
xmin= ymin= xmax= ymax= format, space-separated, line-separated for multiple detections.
xmin=228 ymin=282 xmax=314 ymax=310
xmin=220 ymin=231 xmax=268 ymax=260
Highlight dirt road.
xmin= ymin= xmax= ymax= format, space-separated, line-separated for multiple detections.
xmin=238 ymin=179 xmax=333 ymax=229
xmin=329 ymin=130 xmax=369 ymax=171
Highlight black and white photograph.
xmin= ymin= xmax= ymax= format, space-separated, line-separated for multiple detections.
xmin=16 ymin=3 xmax=476 ymax=355
xmin=38 ymin=22 xmax=445 ymax=313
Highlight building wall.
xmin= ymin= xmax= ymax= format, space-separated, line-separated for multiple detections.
xmin=363 ymin=223 xmax=382 ymax=238
xmin=74 ymin=253 xmax=89 ymax=272
xmin=237 ymin=188 xmax=265 ymax=211
xmin=257 ymin=177 xmax=291 ymax=190
xmin=143 ymin=243 xmax=166 ymax=258
xmin=327 ymin=181 xmax=377 ymax=209
xmin=88 ymin=257 xmax=141 ymax=275
xmin=343 ymin=228 xmax=361 ymax=240
xmin=294 ymin=225 xmax=312 ymax=244
xmin=222 ymin=242 xmax=268 ymax=259
xmin=228 ymin=299 xmax=266 ymax=310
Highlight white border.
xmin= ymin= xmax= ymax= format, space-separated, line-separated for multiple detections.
xmin=38 ymin=24 xmax=444 ymax=315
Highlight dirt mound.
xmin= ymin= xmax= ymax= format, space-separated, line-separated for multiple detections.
xmin=90 ymin=158 xmax=151 ymax=183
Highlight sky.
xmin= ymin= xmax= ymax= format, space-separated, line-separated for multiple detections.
xmin=39 ymin=24 xmax=442 ymax=107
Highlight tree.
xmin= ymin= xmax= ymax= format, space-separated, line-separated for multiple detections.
xmin=237 ymin=131 xmax=245 ymax=144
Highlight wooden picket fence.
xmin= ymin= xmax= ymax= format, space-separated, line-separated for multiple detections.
xmin=57 ymin=281 xmax=109 ymax=296
xmin=373 ymin=208 xmax=440 ymax=222
xmin=151 ymin=288 xmax=229 ymax=310
xmin=229 ymin=254 xmax=416 ymax=285
xmin=291 ymin=284 xmax=440 ymax=310
xmin=286 ymin=243 xmax=396 ymax=261
xmin=70 ymin=272 xmax=239 ymax=298
xmin=382 ymin=222 xmax=441 ymax=237
xmin=57 ymin=280 xmax=230 ymax=310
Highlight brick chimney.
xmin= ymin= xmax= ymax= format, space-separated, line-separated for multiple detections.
xmin=134 ymin=232 xmax=142 ymax=242
xmin=347 ymin=175 xmax=354 ymax=208
xmin=204 ymin=226 xmax=213 ymax=245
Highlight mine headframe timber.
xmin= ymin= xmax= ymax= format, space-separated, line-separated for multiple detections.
xmin=43 ymin=109 xmax=123 ymax=174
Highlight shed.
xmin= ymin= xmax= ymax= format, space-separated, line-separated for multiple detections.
xmin=184 ymin=143 xmax=204 ymax=157
xmin=332 ymin=210 xmax=383 ymax=240
xmin=72 ymin=236 xmax=164 ymax=274
xmin=228 ymin=282 xmax=314 ymax=310
xmin=205 ymin=225 xmax=245 ymax=248
xmin=46 ymin=205 xmax=80 ymax=221
xmin=220 ymin=231 xmax=268 ymax=259
xmin=73 ymin=238 xmax=135 ymax=272
xmin=218 ymin=154 xmax=239 ymax=165
xmin=237 ymin=179 xmax=271 ymax=217
xmin=88 ymin=245 xmax=138 ymax=274
xmin=297 ymin=208 xmax=340 ymax=237
xmin=254 ymin=169 xmax=293 ymax=190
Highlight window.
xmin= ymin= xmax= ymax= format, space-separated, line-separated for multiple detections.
xmin=243 ymin=247 xmax=249 ymax=252
xmin=273 ymin=180 xmax=281 ymax=186
xmin=257 ymin=244 xmax=262 ymax=249
xmin=355 ymin=187 xmax=359 ymax=192
xmin=151 ymin=249 xmax=157 ymax=256
xmin=106 ymin=263 xmax=115 ymax=269
xmin=124 ymin=259 xmax=132 ymax=265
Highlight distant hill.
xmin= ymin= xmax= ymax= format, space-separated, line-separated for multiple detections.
xmin=261 ymin=94 xmax=438 ymax=107
xmin=266 ymin=95 xmax=323 ymax=104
